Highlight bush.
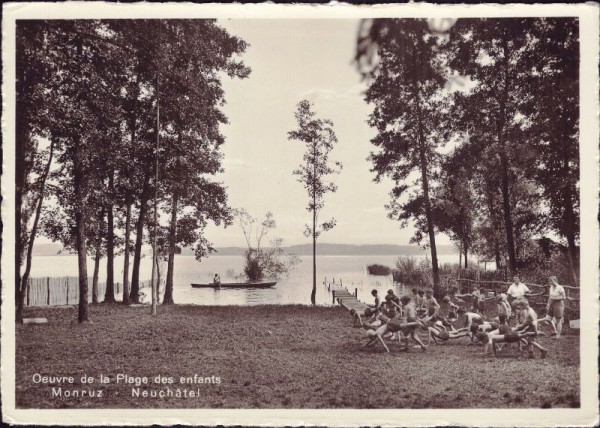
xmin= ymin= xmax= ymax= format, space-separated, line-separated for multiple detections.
xmin=367 ymin=264 xmax=392 ymax=276
xmin=244 ymin=250 xmax=264 ymax=281
xmin=392 ymin=257 xmax=432 ymax=288
xmin=239 ymin=240 xmax=301 ymax=282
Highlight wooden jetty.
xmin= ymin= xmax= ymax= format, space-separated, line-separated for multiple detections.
xmin=328 ymin=283 xmax=369 ymax=314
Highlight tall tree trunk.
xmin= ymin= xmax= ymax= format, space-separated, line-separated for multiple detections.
xmin=498 ymin=151 xmax=516 ymax=274
xmin=464 ymin=243 xmax=468 ymax=269
xmin=150 ymin=75 xmax=160 ymax=317
xmin=104 ymin=173 xmax=116 ymax=303
xmin=311 ymin=141 xmax=317 ymax=305
xmin=565 ymin=233 xmax=578 ymax=286
xmin=122 ymin=74 xmax=138 ymax=305
xmin=497 ymin=35 xmax=517 ymax=275
xmin=76 ymin=210 xmax=90 ymax=322
xmin=122 ymin=199 xmax=132 ymax=304
xmin=92 ymin=246 xmax=101 ymax=304
xmin=163 ymin=192 xmax=178 ymax=304
xmin=563 ymin=184 xmax=578 ymax=286
xmin=92 ymin=209 xmax=104 ymax=304
xmin=15 ymin=27 xmax=30 ymax=321
xmin=73 ymin=141 xmax=90 ymax=323
xmin=73 ymin=38 xmax=90 ymax=323
xmin=415 ymin=103 xmax=440 ymax=297
xmin=17 ymin=135 xmax=55 ymax=322
xmin=410 ymin=38 xmax=439 ymax=296
xmin=311 ymin=204 xmax=317 ymax=305
xmin=156 ymin=258 xmax=161 ymax=304
xmin=130 ymin=173 xmax=151 ymax=303
xmin=15 ymin=143 xmax=25 ymax=321
xmin=495 ymin=245 xmax=501 ymax=271
xmin=485 ymin=186 xmax=503 ymax=271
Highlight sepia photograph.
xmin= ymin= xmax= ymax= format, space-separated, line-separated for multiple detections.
xmin=2 ymin=2 xmax=599 ymax=426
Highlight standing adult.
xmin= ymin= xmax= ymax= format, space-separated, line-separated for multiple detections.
xmin=506 ymin=275 xmax=530 ymax=305
xmin=213 ymin=273 xmax=221 ymax=288
xmin=546 ymin=276 xmax=566 ymax=338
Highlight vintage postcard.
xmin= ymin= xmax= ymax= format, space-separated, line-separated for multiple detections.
xmin=2 ymin=2 xmax=599 ymax=426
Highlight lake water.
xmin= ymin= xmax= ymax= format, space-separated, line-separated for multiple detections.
xmin=30 ymin=253 xmax=466 ymax=306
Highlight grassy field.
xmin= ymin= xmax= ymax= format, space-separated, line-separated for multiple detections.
xmin=16 ymin=304 xmax=579 ymax=409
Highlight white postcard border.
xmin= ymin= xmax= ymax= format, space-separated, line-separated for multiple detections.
xmin=2 ymin=2 xmax=598 ymax=426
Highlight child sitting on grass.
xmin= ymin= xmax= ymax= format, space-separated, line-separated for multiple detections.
xmin=364 ymin=289 xmax=381 ymax=317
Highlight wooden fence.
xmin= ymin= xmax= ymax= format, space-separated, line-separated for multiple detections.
xmin=25 ymin=277 xmax=151 ymax=306
xmin=455 ymin=277 xmax=580 ymax=318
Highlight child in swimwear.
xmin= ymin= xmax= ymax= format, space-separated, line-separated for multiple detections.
xmin=514 ymin=299 xmax=548 ymax=359
xmin=496 ymin=293 xmax=511 ymax=325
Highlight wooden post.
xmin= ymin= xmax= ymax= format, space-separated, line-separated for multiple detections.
xmin=355 ymin=288 xmax=358 ymax=297
xmin=340 ymin=279 xmax=343 ymax=287
xmin=332 ymin=290 xmax=335 ymax=304
xmin=66 ymin=279 xmax=69 ymax=305
xmin=47 ymin=277 xmax=50 ymax=306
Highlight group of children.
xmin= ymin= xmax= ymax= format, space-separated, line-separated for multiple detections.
xmin=353 ymin=285 xmax=553 ymax=359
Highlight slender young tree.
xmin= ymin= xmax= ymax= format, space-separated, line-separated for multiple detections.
xmin=288 ymin=99 xmax=342 ymax=305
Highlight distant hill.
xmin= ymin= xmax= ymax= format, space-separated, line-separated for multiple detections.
xmin=284 ymin=243 xmax=457 ymax=256
xmin=189 ymin=243 xmax=458 ymax=256
xmin=33 ymin=242 xmax=457 ymax=257
xmin=32 ymin=243 xmax=74 ymax=256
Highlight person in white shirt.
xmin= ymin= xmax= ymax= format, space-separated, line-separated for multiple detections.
xmin=506 ymin=276 xmax=530 ymax=309
xmin=545 ymin=276 xmax=567 ymax=338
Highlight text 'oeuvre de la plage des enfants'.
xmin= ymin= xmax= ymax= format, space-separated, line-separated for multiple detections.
xmin=31 ymin=373 xmax=222 ymax=399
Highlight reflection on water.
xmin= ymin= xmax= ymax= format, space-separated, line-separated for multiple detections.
xmin=31 ymin=254 xmax=462 ymax=306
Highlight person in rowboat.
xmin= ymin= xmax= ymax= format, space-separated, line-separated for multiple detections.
xmin=213 ymin=274 xmax=221 ymax=288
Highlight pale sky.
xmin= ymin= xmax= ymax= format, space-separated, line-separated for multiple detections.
xmin=204 ymin=19 xmax=452 ymax=248
xmin=31 ymin=19 xmax=453 ymax=250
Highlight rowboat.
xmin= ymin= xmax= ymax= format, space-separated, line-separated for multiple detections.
xmin=190 ymin=281 xmax=277 ymax=289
